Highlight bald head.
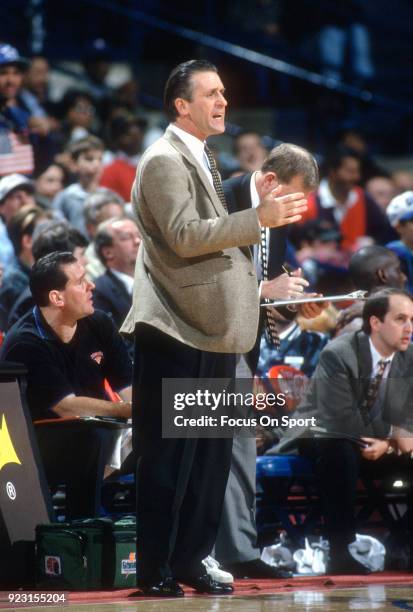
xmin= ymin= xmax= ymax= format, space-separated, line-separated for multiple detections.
xmin=349 ymin=246 xmax=406 ymax=292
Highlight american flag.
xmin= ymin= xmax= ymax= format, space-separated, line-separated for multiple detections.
xmin=0 ymin=128 xmax=34 ymax=176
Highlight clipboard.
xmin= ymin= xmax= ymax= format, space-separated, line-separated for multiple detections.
xmin=311 ymin=426 xmax=370 ymax=448
xmin=261 ymin=290 xmax=367 ymax=308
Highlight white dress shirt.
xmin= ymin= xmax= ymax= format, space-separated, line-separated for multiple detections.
xmin=169 ymin=124 xmax=213 ymax=187
xmin=111 ymin=269 xmax=134 ymax=295
xmin=368 ymin=338 xmax=394 ymax=421
xmin=369 ymin=338 xmax=394 ymax=380
xmin=250 ymin=172 xmax=269 ymax=282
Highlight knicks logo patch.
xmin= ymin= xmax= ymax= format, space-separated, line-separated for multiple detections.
xmin=90 ymin=351 xmax=104 ymax=365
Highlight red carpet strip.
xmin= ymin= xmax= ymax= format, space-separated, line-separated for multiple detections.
xmin=63 ymin=572 xmax=413 ymax=603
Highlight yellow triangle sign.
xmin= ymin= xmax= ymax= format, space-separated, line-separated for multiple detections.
xmin=0 ymin=414 xmax=22 ymax=471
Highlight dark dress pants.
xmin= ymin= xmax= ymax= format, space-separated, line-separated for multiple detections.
xmin=133 ymin=325 xmax=234 ymax=584
xmin=300 ymin=438 xmax=413 ymax=557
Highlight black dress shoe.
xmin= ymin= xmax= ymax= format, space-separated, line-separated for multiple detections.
xmin=132 ymin=578 xmax=185 ymax=597
xmin=226 ymin=559 xmax=293 ymax=579
xmin=327 ymin=554 xmax=371 ymax=576
xmin=179 ymin=574 xmax=234 ymax=594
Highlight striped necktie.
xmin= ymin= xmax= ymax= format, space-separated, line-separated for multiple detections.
xmin=360 ymin=358 xmax=390 ymax=424
xmin=204 ymin=144 xmax=228 ymax=212
xmin=260 ymin=227 xmax=281 ymax=349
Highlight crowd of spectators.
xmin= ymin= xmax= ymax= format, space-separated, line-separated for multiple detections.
xmin=1 ymin=40 xmax=413 ymax=390
xmin=1 ymin=41 xmax=413 ymax=573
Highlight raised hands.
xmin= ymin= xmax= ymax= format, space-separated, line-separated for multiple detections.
xmin=256 ymin=184 xmax=308 ymax=228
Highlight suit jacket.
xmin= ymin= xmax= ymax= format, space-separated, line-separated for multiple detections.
xmin=296 ymin=330 xmax=413 ymax=439
xmin=224 ymin=172 xmax=288 ymax=278
xmin=93 ymin=269 xmax=132 ymax=330
xmin=120 ymin=127 xmax=261 ymax=353
xmin=223 ymin=172 xmax=290 ymax=371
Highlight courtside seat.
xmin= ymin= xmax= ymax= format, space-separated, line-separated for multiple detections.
xmin=34 ymin=417 xmax=131 ymax=520
xmin=101 ymin=472 xmax=135 ymax=516
xmin=256 ymin=454 xmax=320 ymax=546
xmin=256 ymin=454 xmax=314 ymax=479
xmin=256 ymin=453 xmax=411 ymax=549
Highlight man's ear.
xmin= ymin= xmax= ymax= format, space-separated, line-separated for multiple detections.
xmin=263 ymin=171 xmax=277 ymax=188
xmin=377 ymin=268 xmax=386 ymax=284
xmin=260 ymin=171 xmax=279 ymax=198
xmin=174 ymin=97 xmax=188 ymax=117
xmin=102 ymin=245 xmax=113 ymax=263
xmin=49 ymin=289 xmax=64 ymax=308
xmin=369 ymin=315 xmax=381 ymax=333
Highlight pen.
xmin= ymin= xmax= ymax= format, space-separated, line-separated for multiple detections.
xmin=282 ymin=265 xmax=292 ymax=276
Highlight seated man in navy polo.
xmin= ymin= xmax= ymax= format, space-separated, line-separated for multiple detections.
xmin=0 ymin=251 xmax=132 ymax=421
xmin=1 ymin=250 xmax=133 ymax=516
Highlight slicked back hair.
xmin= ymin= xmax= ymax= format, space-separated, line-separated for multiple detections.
xmin=30 ymin=251 xmax=77 ymax=307
xmin=164 ymin=59 xmax=218 ymax=121
xmin=362 ymin=287 xmax=413 ymax=334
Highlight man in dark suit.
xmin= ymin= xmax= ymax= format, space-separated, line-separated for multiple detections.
xmin=93 ymin=216 xmax=140 ymax=330
xmin=297 ymin=287 xmax=413 ymax=574
xmin=214 ymin=144 xmax=321 ymax=578
xmin=225 ymin=143 xmax=320 ymax=369
xmin=120 ymin=61 xmax=309 ymax=597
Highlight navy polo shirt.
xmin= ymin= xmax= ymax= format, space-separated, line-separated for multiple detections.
xmin=0 ymin=308 xmax=133 ymax=420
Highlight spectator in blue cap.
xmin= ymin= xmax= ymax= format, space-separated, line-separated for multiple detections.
xmin=386 ymin=191 xmax=413 ymax=294
xmin=0 ymin=43 xmax=28 ymax=70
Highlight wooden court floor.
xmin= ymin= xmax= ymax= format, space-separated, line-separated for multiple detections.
xmin=3 ymin=582 xmax=413 ymax=611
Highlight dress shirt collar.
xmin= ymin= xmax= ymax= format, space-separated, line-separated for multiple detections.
xmin=250 ymin=172 xmax=260 ymax=209
xmin=250 ymin=172 xmax=267 ymax=280
xmin=111 ymin=269 xmax=134 ymax=295
xmin=369 ymin=337 xmax=394 ymax=376
xmin=169 ymin=123 xmax=206 ymax=167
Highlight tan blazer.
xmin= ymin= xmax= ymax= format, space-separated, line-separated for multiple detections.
xmin=120 ymin=127 xmax=261 ymax=353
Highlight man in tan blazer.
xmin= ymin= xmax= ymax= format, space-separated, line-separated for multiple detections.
xmin=121 ymin=59 xmax=308 ymax=597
